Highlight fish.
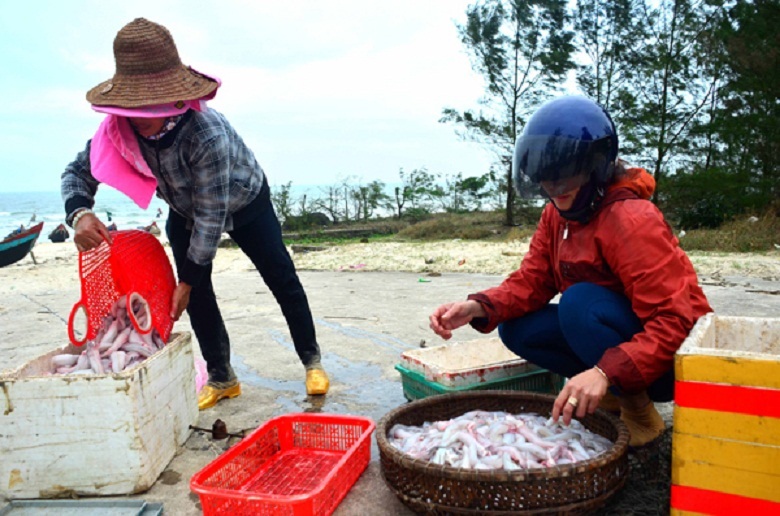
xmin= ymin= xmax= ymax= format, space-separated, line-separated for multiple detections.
xmin=52 ymin=295 xmax=168 ymax=376
xmin=99 ymin=320 xmax=119 ymax=346
xmin=83 ymin=340 xmax=103 ymax=374
xmin=100 ymin=326 xmax=132 ymax=358
xmin=110 ymin=351 xmax=126 ymax=373
xmin=52 ymin=354 xmax=79 ymax=367
xmin=388 ymin=410 xmax=613 ymax=470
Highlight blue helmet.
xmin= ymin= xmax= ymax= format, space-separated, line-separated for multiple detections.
xmin=513 ymin=96 xmax=618 ymax=197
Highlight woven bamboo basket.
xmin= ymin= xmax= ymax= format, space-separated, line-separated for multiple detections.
xmin=377 ymin=391 xmax=629 ymax=515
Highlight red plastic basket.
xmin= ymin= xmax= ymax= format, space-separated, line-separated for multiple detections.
xmin=67 ymin=230 xmax=176 ymax=346
xmin=190 ymin=413 xmax=375 ymax=516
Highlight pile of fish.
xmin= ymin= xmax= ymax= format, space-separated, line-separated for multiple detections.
xmin=52 ymin=295 xmax=167 ymax=375
xmin=388 ymin=410 xmax=613 ymax=470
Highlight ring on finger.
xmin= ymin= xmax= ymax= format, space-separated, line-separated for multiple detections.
xmin=567 ymin=395 xmax=579 ymax=408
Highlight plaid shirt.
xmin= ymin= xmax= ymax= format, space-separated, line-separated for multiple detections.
xmin=61 ymin=108 xmax=265 ymax=283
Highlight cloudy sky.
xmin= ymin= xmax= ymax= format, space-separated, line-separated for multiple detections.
xmin=0 ymin=0 xmax=501 ymax=193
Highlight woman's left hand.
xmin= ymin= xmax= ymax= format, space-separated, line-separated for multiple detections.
xmin=170 ymin=282 xmax=192 ymax=321
xmin=552 ymin=368 xmax=610 ymax=425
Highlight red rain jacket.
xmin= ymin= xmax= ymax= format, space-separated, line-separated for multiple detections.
xmin=468 ymin=168 xmax=713 ymax=393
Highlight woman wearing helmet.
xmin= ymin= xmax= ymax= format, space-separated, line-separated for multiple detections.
xmin=429 ymin=96 xmax=712 ymax=447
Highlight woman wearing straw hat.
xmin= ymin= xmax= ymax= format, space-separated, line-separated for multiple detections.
xmin=61 ymin=18 xmax=330 ymax=408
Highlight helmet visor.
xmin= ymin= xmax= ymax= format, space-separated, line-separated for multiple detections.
xmin=514 ymin=134 xmax=615 ymax=197
xmin=513 ymin=135 xmax=593 ymax=182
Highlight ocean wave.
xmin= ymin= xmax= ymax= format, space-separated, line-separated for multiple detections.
xmin=0 ymin=190 xmax=167 ymax=239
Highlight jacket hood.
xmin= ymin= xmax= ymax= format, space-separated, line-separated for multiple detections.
xmin=608 ymin=167 xmax=655 ymax=200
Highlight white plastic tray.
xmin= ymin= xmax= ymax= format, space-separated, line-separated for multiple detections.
xmin=400 ymin=337 xmax=539 ymax=387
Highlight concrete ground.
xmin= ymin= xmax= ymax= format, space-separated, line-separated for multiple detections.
xmin=2 ymin=267 xmax=779 ymax=514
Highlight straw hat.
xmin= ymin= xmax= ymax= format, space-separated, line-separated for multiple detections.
xmin=86 ymin=18 xmax=218 ymax=108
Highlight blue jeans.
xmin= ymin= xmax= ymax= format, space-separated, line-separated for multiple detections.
xmin=498 ymin=283 xmax=674 ymax=402
xmin=166 ymin=194 xmax=321 ymax=383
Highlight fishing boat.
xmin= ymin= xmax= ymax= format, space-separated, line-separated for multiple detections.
xmin=0 ymin=222 xmax=44 ymax=267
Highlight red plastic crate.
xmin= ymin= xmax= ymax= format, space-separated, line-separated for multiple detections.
xmin=190 ymin=413 xmax=375 ymax=516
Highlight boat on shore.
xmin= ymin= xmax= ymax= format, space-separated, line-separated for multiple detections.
xmin=0 ymin=222 xmax=44 ymax=267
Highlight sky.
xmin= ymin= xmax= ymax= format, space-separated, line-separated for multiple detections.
xmin=0 ymin=0 xmax=501 ymax=193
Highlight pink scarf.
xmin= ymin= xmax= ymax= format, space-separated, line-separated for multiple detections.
xmin=90 ymin=115 xmax=158 ymax=209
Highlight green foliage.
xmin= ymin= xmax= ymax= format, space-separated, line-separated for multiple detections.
xmin=678 ymin=205 xmax=780 ymax=252
xmin=661 ymin=166 xmax=774 ymax=229
xmin=441 ymin=0 xmax=575 ymax=226
xmin=402 ymin=207 xmax=433 ymax=224
xmin=351 ymin=180 xmax=390 ymax=222
xmin=270 ymin=181 xmax=294 ymax=220
xmin=276 ymin=202 xmax=777 ymax=254
xmin=456 ymin=175 xmax=492 ymax=210
xmin=396 ymin=212 xmax=507 ymax=241
xmin=618 ymin=0 xmax=720 ymax=201
xmin=311 ymin=184 xmax=346 ymax=224
xmin=393 ymin=168 xmax=438 ymax=219
xmin=573 ymin=0 xmax=639 ymax=117
xmin=571 ymin=0 xmax=777 ymax=224
xmin=433 ymin=172 xmax=496 ymax=213
xmin=707 ymin=0 xmax=780 ymax=198
xmin=281 ymin=212 xmax=332 ymax=231
xmin=271 ymin=0 xmax=780 ymax=235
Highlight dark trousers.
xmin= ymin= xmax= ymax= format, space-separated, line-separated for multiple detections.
xmin=166 ymin=197 xmax=321 ymax=383
xmin=498 ymin=282 xmax=674 ymax=402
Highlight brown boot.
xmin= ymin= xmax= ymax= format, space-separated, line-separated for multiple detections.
xmin=598 ymin=391 xmax=621 ymax=415
xmin=619 ymin=392 xmax=665 ymax=447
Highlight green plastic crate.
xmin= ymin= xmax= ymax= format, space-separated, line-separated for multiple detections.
xmin=395 ymin=363 xmax=564 ymax=401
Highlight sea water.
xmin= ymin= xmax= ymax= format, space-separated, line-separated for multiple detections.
xmin=0 ymin=181 xmax=403 ymax=242
xmin=0 ymin=183 xmax=327 ymax=242
xmin=0 ymin=189 xmax=168 ymax=242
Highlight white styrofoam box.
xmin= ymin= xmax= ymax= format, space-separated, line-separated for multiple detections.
xmin=400 ymin=337 xmax=539 ymax=388
xmin=0 ymin=332 xmax=197 ymax=499
xmin=678 ymin=314 xmax=780 ymax=357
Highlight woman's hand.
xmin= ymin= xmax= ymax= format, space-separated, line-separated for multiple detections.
xmin=170 ymin=282 xmax=192 ymax=321
xmin=552 ymin=368 xmax=610 ymax=425
xmin=73 ymin=212 xmax=112 ymax=252
xmin=429 ymin=300 xmax=486 ymax=339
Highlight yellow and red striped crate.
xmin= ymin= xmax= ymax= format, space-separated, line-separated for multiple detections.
xmin=671 ymin=314 xmax=780 ymax=515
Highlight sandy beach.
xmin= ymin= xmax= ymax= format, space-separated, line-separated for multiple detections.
xmin=0 ymin=238 xmax=777 ymax=358
xmin=3 ymin=237 xmax=775 ymax=327
xmin=1 ymin=238 xmax=779 ymax=514
xmin=289 ymin=239 xmax=780 ymax=279
xmin=3 ymin=238 xmax=778 ymax=296
xmin=2 ymin=237 xmax=777 ymax=386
